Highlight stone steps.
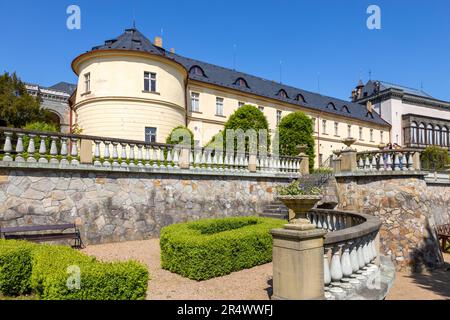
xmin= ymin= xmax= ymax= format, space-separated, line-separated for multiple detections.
xmin=259 ymin=201 xmax=289 ymax=220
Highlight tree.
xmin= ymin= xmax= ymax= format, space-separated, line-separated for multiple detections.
xmin=0 ymin=72 xmax=50 ymax=127
xmin=216 ymin=104 xmax=270 ymax=153
xmin=166 ymin=126 xmax=195 ymax=148
xmin=421 ymin=146 xmax=449 ymax=172
xmin=278 ymin=111 xmax=315 ymax=171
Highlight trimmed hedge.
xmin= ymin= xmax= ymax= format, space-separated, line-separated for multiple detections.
xmin=0 ymin=241 xmax=149 ymax=300
xmin=160 ymin=217 xmax=285 ymax=280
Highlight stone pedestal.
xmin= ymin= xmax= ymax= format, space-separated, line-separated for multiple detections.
xmin=340 ymin=149 xmax=357 ymax=172
xmin=271 ymin=228 xmax=327 ymax=300
xmin=179 ymin=148 xmax=190 ymax=169
xmin=299 ymin=154 xmax=309 ymax=175
xmin=80 ymin=139 xmax=93 ymax=164
xmin=248 ymin=154 xmax=257 ymax=172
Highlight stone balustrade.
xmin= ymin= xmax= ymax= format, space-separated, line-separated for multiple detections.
xmin=310 ymin=209 xmax=382 ymax=299
xmin=356 ymin=149 xmax=421 ymax=172
xmin=0 ymin=127 xmax=308 ymax=176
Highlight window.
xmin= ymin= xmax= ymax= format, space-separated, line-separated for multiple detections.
xmin=84 ymin=73 xmax=90 ymax=93
xmin=435 ymin=125 xmax=441 ymax=145
xmin=277 ymin=90 xmax=288 ymax=99
xmin=144 ymin=72 xmax=156 ymax=92
xmin=334 ymin=122 xmax=339 ymax=136
xmin=276 ymin=110 xmax=282 ymax=125
xmin=319 ymin=154 xmax=323 ymax=166
xmin=296 ymin=94 xmax=306 ymax=103
xmin=216 ymin=97 xmax=224 ymax=116
xmin=235 ymin=78 xmax=249 ymax=88
xmin=442 ymin=126 xmax=448 ymax=146
xmin=238 ymin=102 xmax=245 ymax=108
xmin=322 ymin=120 xmax=327 ymax=134
xmin=370 ymin=129 xmax=374 ymax=142
xmin=347 ymin=124 xmax=352 ymax=138
xmin=359 ymin=127 xmax=363 ymax=140
xmin=190 ymin=92 xmax=200 ymax=112
xmin=258 ymin=106 xmax=264 ymax=112
xmin=189 ymin=66 xmax=206 ymax=77
xmin=145 ymin=127 xmax=157 ymax=143
xmin=419 ymin=123 xmax=425 ymax=144
xmin=410 ymin=122 xmax=418 ymax=144
xmin=380 ymin=131 xmax=384 ymax=142
xmin=427 ymin=124 xmax=433 ymax=144
xmin=311 ymin=117 xmax=316 ymax=132
xmin=327 ymin=102 xmax=337 ymax=110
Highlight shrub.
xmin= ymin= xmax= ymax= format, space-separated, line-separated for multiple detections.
xmin=0 ymin=241 xmax=149 ymax=300
xmin=278 ymin=111 xmax=315 ymax=171
xmin=0 ymin=240 xmax=37 ymax=296
xmin=166 ymin=126 xmax=195 ymax=148
xmin=421 ymin=146 xmax=449 ymax=171
xmin=160 ymin=217 xmax=285 ymax=280
xmin=22 ymin=121 xmax=59 ymax=152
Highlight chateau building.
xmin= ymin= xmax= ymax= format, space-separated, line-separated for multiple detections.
xmin=69 ymin=28 xmax=390 ymax=167
xmin=25 ymin=82 xmax=76 ymax=133
xmin=352 ymin=80 xmax=450 ymax=151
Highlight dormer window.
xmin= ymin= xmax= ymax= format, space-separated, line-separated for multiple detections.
xmin=277 ymin=89 xmax=289 ymax=99
xmin=234 ymin=78 xmax=249 ymax=88
xmin=189 ymin=66 xmax=206 ymax=77
xmin=296 ymin=94 xmax=306 ymax=103
xmin=341 ymin=105 xmax=350 ymax=113
xmin=326 ymin=102 xmax=337 ymax=110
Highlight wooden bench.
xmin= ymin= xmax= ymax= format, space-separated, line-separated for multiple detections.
xmin=436 ymin=223 xmax=450 ymax=253
xmin=0 ymin=223 xmax=83 ymax=248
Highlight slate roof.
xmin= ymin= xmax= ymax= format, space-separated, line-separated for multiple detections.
xmin=87 ymin=28 xmax=390 ymax=127
xmin=49 ymin=82 xmax=77 ymax=95
xmin=361 ymin=80 xmax=434 ymax=99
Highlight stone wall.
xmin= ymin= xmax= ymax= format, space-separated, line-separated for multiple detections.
xmin=334 ymin=174 xmax=450 ymax=271
xmin=0 ymin=169 xmax=289 ymax=245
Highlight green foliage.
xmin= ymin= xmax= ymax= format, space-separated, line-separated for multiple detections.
xmin=276 ymin=180 xmax=322 ymax=196
xmin=0 ymin=240 xmax=37 ymax=296
xmin=208 ymin=105 xmax=270 ymax=152
xmin=0 ymin=241 xmax=149 ymax=300
xmin=166 ymin=126 xmax=195 ymax=148
xmin=22 ymin=121 xmax=59 ymax=152
xmin=160 ymin=217 xmax=285 ymax=280
xmin=0 ymin=72 xmax=50 ymax=127
xmin=421 ymin=146 xmax=449 ymax=171
xmin=278 ymin=112 xmax=315 ymax=171
xmin=311 ymin=167 xmax=334 ymax=174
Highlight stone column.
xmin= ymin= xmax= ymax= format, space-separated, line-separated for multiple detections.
xmin=412 ymin=152 xmax=421 ymax=171
xmin=179 ymin=147 xmax=190 ymax=169
xmin=271 ymin=227 xmax=327 ymax=300
xmin=299 ymin=154 xmax=309 ymax=175
xmin=80 ymin=139 xmax=93 ymax=164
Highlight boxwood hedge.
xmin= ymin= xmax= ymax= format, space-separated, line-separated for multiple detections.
xmin=0 ymin=240 xmax=149 ymax=300
xmin=160 ymin=216 xmax=285 ymax=280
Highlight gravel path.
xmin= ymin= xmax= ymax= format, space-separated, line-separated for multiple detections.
xmin=82 ymin=239 xmax=273 ymax=300
xmin=83 ymin=239 xmax=450 ymax=300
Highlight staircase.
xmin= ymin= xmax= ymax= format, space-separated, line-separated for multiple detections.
xmin=259 ymin=201 xmax=289 ymax=220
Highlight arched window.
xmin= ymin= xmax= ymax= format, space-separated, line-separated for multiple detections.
xmin=410 ymin=122 xmax=418 ymax=144
xmin=296 ymin=93 xmax=306 ymax=103
xmin=442 ymin=126 xmax=448 ymax=147
xmin=341 ymin=105 xmax=351 ymax=113
xmin=189 ymin=66 xmax=206 ymax=77
xmin=435 ymin=125 xmax=441 ymax=146
xmin=327 ymin=102 xmax=337 ymax=110
xmin=277 ymin=89 xmax=289 ymax=99
xmin=418 ymin=123 xmax=425 ymax=144
xmin=427 ymin=124 xmax=434 ymax=145
xmin=234 ymin=78 xmax=249 ymax=88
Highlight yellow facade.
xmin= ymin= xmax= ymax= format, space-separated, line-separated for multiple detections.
xmin=72 ymin=48 xmax=389 ymax=167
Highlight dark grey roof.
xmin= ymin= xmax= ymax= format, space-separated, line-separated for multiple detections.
xmin=361 ymin=80 xmax=434 ymax=99
xmin=87 ymin=28 xmax=390 ymax=127
xmin=49 ymin=82 xmax=77 ymax=95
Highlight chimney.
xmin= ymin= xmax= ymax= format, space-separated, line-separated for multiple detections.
xmin=154 ymin=36 xmax=163 ymax=48
xmin=366 ymin=101 xmax=373 ymax=113
xmin=351 ymin=89 xmax=357 ymax=101
xmin=170 ymin=48 xmax=175 ymax=54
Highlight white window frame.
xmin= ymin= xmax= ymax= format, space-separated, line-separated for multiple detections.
xmin=216 ymin=97 xmax=224 ymax=116
xmin=84 ymin=73 xmax=90 ymax=93
xmin=190 ymin=92 xmax=200 ymax=112
xmin=144 ymin=72 xmax=157 ymax=92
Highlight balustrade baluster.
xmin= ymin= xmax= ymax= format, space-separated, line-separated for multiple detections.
xmin=386 ymin=153 xmax=392 ymax=171
xmin=128 ymin=144 xmax=136 ymax=167
xmin=27 ymin=134 xmax=37 ymax=163
xmin=120 ymin=143 xmax=128 ymax=167
xmin=393 ymin=154 xmax=400 ymax=171
xmin=49 ymin=136 xmax=59 ymax=164
xmin=159 ymin=147 xmax=166 ymax=167
xmin=341 ymin=243 xmax=353 ymax=279
xmin=38 ymin=135 xmax=48 ymax=164
xmin=112 ymin=142 xmax=119 ymax=167
xmin=371 ymin=155 xmax=377 ymax=171
xmin=145 ymin=146 xmax=151 ymax=167
xmin=94 ymin=140 xmax=102 ymax=166
xmin=364 ymin=155 xmax=370 ymax=171
xmin=15 ymin=133 xmax=25 ymax=162
xmin=379 ymin=153 xmax=385 ymax=171
xmin=330 ymin=245 xmax=343 ymax=284
xmin=2 ymin=132 xmax=13 ymax=162
xmin=322 ymin=213 xmax=329 ymax=230
xmin=137 ymin=144 xmax=144 ymax=167
xmin=153 ymin=147 xmax=159 ymax=168
xmin=401 ymin=153 xmax=408 ymax=171
xmin=324 ymin=248 xmax=331 ymax=286
xmin=166 ymin=147 xmax=173 ymax=168
xmin=103 ymin=141 xmax=111 ymax=167
xmin=356 ymin=239 xmax=366 ymax=269
xmin=173 ymin=147 xmax=180 ymax=169
xmin=218 ymin=151 xmax=223 ymax=171
xmin=349 ymin=241 xmax=360 ymax=274
xmin=60 ymin=137 xmax=68 ymax=165
xmin=358 ymin=157 xmax=364 ymax=170
xmin=407 ymin=152 xmax=414 ymax=171
xmin=70 ymin=138 xmax=79 ymax=165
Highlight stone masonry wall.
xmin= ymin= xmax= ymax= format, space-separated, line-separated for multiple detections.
xmin=335 ymin=175 xmax=450 ymax=271
xmin=0 ymin=169 xmax=289 ymax=245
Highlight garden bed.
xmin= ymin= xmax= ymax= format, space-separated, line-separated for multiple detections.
xmin=160 ymin=217 xmax=285 ymax=280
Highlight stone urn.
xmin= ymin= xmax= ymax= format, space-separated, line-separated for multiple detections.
xmin=276 ymin=195 xmax=323 ymax=231
xmin=342 ymin=137 xmax=357 ymax=149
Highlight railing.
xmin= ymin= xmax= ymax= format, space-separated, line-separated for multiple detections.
xmin=0 ymin=127 xmax=306 ymax=176
xmin=309 ymin=209 xmax=382 ymax=297
xmin=356 ymin=149 xmax=421 ymax=172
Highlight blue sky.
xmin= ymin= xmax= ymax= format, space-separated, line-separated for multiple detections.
xmin=0 ymin=0 xmax=449 ymax=101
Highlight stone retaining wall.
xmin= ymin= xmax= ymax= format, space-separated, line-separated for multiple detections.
xmin=0 ymin=168 xmax=289 ymax=244
xmin=334 ymin=174 xmax=450 ymax=271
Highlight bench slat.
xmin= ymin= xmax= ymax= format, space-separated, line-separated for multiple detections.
xmin=0 ymin=224 xmax=76 ymax=234
xmin=4 ymin=233 xmax=78 ymax=242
